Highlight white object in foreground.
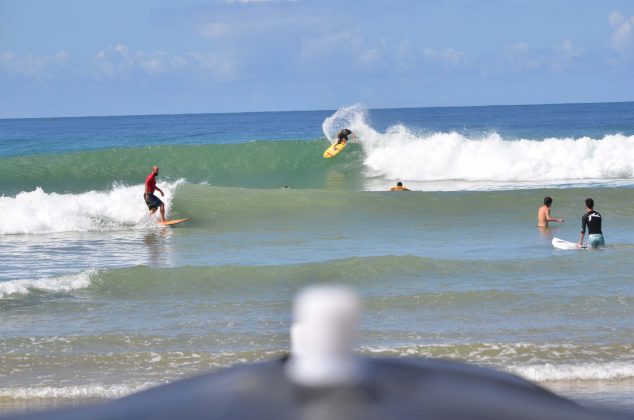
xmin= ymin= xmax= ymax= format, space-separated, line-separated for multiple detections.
xmin=286 ymin=284 xmax=363 ymax=387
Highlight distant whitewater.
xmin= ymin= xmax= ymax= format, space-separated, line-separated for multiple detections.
xmin=323 ymin=104 xmax=634 ymax=189
xmin=2 ymin=104 xmax=634 ymax=195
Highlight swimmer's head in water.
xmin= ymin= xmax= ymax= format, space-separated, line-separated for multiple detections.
xmin=397 ymin=182 xmax=403 ymax=187
xmin=544 ymin=196 xmax=553 ymax=207
xmin=585 ymin=198 xmax=594 ymax=209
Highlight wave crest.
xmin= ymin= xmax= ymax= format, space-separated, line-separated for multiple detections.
xmin=0 ymin=383 xmax=153 ymax=400
xmin=512 ymin=362 xmax=634 ymax=382
xmin=0 ymin=181 xmax=182 ymax=235
xmin=324 ymin=105 xmax=634 ymax=187
xmin=0 ymin=269 xmax=97 ymax=299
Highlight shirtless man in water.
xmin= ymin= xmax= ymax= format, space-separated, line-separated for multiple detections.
xmin=537 ymin=196 xmax=564 ymax=227
xmin=390 ymin=181 xmax=410 ymax=191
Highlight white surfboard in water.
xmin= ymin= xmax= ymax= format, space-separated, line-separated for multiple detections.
xmin=552 ymin=237 xmax=586 ymax=250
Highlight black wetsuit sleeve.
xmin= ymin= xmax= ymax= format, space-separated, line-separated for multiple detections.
xmin=581 ymin=214 xmax=588 ymax=234
xmin=587 ymin=211 xmax=602 ymax=235
xmin=337 ymin=130 xmax=350 ymax=143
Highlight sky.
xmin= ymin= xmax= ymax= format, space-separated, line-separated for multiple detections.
xmin=1 ymin=0 xmax=633 ymax=118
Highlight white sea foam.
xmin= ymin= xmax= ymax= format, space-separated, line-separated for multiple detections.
xmin=511 ymin=362 xmax=634 ymax=382
xmin=363 ymin=343 xmax=634 ymax=382
xmin=0 ymin=383 xmax=154 ymax=399
xmin=0 ymin=181 xmax=182 ymax=235
xmin=322 ymin=103 xmax=369 ymax=143
xmin=0 ymin=269 xmax=97 ymax=299
xmin=323 ymin=105 xmax=634 ymax=189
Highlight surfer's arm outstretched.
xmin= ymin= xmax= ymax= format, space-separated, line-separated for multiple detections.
xmin=577 ymin=216 xmax=587 ymax=248
xmin=546 ymin=208 xmax=563 ymax=223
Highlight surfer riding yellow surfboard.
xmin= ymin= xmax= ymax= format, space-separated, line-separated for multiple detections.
xmin=323 ymin=128 xmax=355 ymax=158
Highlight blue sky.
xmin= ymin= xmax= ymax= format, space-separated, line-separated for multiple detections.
xmin=1 ymin=0 xmax=633 ymax=118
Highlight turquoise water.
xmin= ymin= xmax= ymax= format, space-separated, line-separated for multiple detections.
xmin=1 ymin=103 xmax=633 ymax=412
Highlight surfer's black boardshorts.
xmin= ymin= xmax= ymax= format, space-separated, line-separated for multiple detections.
xmin=144 ymin=193 xmax=163 ymax=210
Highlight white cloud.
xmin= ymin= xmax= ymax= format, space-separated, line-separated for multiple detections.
xmin=502 ymin=42 xmax=541 ymax=71
xmin=0 ymin=51 xmax=70 ymax=80
xmin=390 ymin=40 xmax=417 ymax=71
xmin=0 ymin=51 xmax=16 ymax=63
xmin=609 ymin=11 xmax=634 ymax=55
xmin=609 ymin=11 xmax=624 ymax=26
xmin=94 ymin=45 xmax=129 ymax=78
xmin=137 ymin=54 xmax=169 ymax=75
xmin=359 ymin=49 xmax=379 ymax=65
xmin=299 ymin=30 xmax=363 ymax=60
xmin=196 ymin=22 xmax=230 ymax=39
xmin=92 ymin=44 xmax=236 ymax=80
xmin=54 ymin=51 xmax=70 ymax=62
xmin=183 ymin=52 xmax=236 ymax=77
xmin=422 ymin=47 xmax=469 ymax=68
xmin=298 ymin=30 xmax=391 ymax=71
xmin=114 ymin=44 xmax=128 ymax=55
xmin=553 ymin=40 xmax=575 ymax=55
xmin=551 ymin=40 xmax=583 ymax=71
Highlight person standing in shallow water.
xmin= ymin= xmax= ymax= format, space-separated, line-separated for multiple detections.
xmin=144 ymin=165 xmax=166 ymax=222
xmin=537 ymin=196 xmax=564 ymax=227
xmin=578 ymin=197 xmax=604 ymax=248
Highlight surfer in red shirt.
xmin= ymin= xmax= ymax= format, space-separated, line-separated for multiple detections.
xmin=144 ymin=165 xmax=166 ymax=222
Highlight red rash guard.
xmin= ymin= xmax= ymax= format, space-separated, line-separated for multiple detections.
xmin=145 ymin=172 xmax=157 ymax=194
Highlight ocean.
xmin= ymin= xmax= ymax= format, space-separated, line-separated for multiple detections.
xmin=1 ymin=102 xmax=633 ymax=414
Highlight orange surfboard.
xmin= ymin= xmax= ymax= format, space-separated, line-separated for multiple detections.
xmin=159 ymin=218 xmax=191 ymax=226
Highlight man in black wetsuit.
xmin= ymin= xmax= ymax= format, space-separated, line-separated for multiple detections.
xmin=577 ymin=198 xmax=604 ymax=248
xmin=336 ymin=128 xmax=355 ymax=145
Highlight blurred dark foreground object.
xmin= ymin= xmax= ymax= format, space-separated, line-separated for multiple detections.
xmin=3 ymin=286 xmax=632 ymax=420
xmin=3 ymin=355 xmax=632 ymax=420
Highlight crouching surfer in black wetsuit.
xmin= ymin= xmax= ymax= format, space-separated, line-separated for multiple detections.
xmin=336 ymin=129 xmax=355 ymax=145
xmin=577 ymin=198 xmax=605 ymax=248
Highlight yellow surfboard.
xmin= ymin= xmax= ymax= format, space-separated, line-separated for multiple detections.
xmin=323 ymin=141 xmax=347 ymax=158
xmin=159 ymin=218 xmax=191 ymax=226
